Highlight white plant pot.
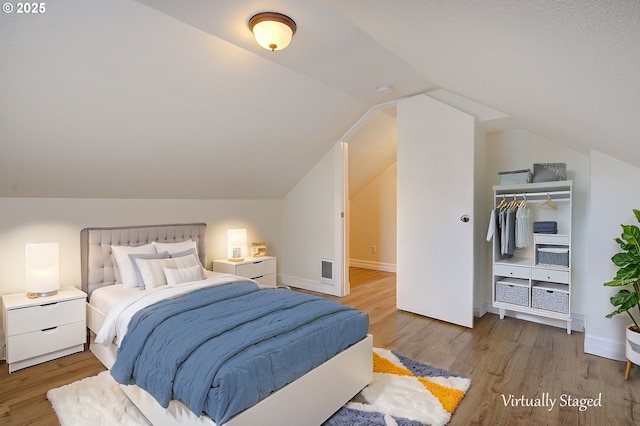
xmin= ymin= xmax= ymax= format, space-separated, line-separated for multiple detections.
xmin=626 ymin=325 xmax=640 ymax=365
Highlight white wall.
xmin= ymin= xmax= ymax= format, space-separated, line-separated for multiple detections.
xmin=485 ymin=129 xmax=590 ymax=329
xmin=279 ymin=144 xmax=342 ymax=295
xmin=584 ymin=150 xmax=640 ymax=361
xmin=349 ymin=162 xmax=397 ymax=272
xmin=474 ymin=127 xmax=489 ymax=315
xmin=0 ymin=197 xmax=282 ymax=296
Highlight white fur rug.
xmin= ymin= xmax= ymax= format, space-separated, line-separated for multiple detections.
xmin=47 ymin=371 xmax=151 ymax=426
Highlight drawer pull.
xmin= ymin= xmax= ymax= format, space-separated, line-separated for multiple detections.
xmin=254 ymin=275 xmax=264 ymax=279
xmin=41 ymin=302 xmax=59 ymax=308
xmin=253 ymin=261 xmax=263 ymax=265
xmin=41 ymin=326 xmax=58 ymax=332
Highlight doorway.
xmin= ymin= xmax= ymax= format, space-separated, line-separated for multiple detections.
xmin=342 ymin=103 xmax=398 ymax=293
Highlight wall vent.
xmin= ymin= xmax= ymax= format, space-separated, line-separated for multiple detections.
xmin=321 ymin=258 xmax=334 ymax=284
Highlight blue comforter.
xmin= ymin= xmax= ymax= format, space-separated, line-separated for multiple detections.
xmin=110 ymin=282 xmax=369 ymax=424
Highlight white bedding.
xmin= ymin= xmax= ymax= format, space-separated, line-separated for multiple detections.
xmin=94 ymin=272 xmax=250 ymax=346
xmin=90 ymin=284 xmax=140 ymax=315
xmin=89 ymin=270 xmax=226 ymax=315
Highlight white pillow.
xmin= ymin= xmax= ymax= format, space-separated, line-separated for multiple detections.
xmin=111 ymin=244 xmax=156 ymax=286
xmin=169 ymin=248 xmax=207 ymax=279
xmin=152 ymin=240 xmax=197 ymax=255
xmin=135 ymin=254 xmax=202 ymax=289
xmin=128 ymin=251 xmax=170 ymax=289
xmin=163 ymin=265 xmax=203 ymax=285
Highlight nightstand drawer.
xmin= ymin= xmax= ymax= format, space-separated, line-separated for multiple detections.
xmin=6 ymin=321 xmax=85 ymax=363
xmin=254 ymin=273 xmax=276 ymax=287
xmin=236 ymin=258 xmax=276 ymax=279
xmin=6 ymin=298 xmax=85 ymax=336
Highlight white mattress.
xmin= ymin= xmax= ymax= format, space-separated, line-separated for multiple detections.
xmin=89 ymin=270 xmax=226 ymax=315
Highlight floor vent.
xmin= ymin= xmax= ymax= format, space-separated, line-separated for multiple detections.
xmin=321 ymin=258 xmax=334 ymax=284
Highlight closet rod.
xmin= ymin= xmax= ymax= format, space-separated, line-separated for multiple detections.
xmin=494 ymin=190 xmax=570 ymax=199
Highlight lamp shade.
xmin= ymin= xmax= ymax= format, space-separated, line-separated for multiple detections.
xmin=227 ymin=229 xmax=248 ymax=261
xmin=249 ymin=12 xmax=296 ymax=51
xmin=26 ymin=242 xmax=60 ymax=297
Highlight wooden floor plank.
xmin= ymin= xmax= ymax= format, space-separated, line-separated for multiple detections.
xmin=1 ymin=268 xmax=637 ymax=425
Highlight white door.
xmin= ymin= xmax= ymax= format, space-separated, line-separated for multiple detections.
xmin=396 ymin=94 xmax=475 ymax=328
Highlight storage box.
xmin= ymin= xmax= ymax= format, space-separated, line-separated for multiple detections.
xmin=532 ymin=163 xmax=567 ymax=182
xmin=498 ymin=169 xmax=532 ymax=185
xmin=532 ymin=286 xmax=569 ymax=314
xmin=496 ymin=279 xmax=529 ymax=306
xmin=537 ymin=247 xmax=569 ymax=267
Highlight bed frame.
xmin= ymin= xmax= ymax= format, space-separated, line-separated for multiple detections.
xmin=81 ymin=223 xmax=372 ymax=426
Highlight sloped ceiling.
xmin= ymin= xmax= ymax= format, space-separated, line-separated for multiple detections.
xmin=1 ymin=0 xmax=638 ymax=199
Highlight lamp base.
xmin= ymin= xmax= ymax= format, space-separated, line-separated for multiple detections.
xmin=26 ymin=290 xmax=58 ymax=298
xmin=227 ymin=258 xmax=244 ymax=262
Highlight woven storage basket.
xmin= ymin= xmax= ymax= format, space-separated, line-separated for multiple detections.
xmin=532 ymin=287 xmax=569 ymax=314
xmin=537 ymin=247 xmax=569 ymax=267
xmin=496 ymin=279 xmax=529 ymax=306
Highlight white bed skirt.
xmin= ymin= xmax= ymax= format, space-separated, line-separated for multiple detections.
xmin=87 ymin=302 xmax=373 ymax=426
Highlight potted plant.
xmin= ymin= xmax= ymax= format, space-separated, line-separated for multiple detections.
xmin=604 ymin=209 xmax=640 ymax=372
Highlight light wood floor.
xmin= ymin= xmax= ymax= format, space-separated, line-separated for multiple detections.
xmin=1 ymin=268 xmax=638 ymax=425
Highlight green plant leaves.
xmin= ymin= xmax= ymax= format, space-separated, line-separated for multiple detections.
xmin=604 ymin=210 xmax=640 ymax=328
xmin=606 ymin=289 xmax=640 ymax=318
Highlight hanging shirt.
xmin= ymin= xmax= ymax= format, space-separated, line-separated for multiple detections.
xmin=515 ymin=204 xmax=532 ymax=249
xmin=487 ymin=208 xmax=497 ymax=242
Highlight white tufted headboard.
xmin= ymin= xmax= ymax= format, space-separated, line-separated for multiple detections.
xmin=80 ymin=223 xmax=207 ymax=296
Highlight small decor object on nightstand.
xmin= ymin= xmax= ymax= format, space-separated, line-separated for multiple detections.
xmin=251 ymin=242 xmax=267 ymax=257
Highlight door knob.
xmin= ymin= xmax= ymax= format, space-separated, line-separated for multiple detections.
xmin=460 ymin=215 xmax=470 ymax=223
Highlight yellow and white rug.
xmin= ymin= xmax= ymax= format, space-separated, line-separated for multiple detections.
xmin=324 ymin=348 xmax=471 ymax=426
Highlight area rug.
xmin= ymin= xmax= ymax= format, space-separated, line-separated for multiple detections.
xmin=47 ymin=348 xmax=469 ymax=426
xmin=323 ymin=348 xmax=470 ymax=426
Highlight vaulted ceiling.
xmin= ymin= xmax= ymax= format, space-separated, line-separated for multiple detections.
xmin=1 ymin=0 xmax=638 ymax=199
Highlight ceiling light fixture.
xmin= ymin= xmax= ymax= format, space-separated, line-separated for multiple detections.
xmin=248 ymin=12 xmax=296 ymax=51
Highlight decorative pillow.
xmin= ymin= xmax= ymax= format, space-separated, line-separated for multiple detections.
xmin=111 ymin=244 xmax=156 ymax=286
xmin=127 ymin=251 xmax=170 ymax=289
xmin=152 ymin=240 xmax=197 ymax=255
xmin=169 ymin=248 xmax=206 ymax=279
xmin=112 ymin=254 xmax=122 ymax=283
xmin=163 ymin=265 xmax=203 ymax=285
xmin=134 ymin=254 xmax=202 ymax=289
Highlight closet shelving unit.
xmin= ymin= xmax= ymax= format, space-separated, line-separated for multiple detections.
xmin=491 ymin=180 xmax=573 ymax=334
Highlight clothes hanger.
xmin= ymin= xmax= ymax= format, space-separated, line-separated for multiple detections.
xmin=497 ymin=195 xmax=507 ymax=210
xmin=519 ymin=194 xmax=528 ymax=208
xmin=538 ymin=192 xmax=558 ymax=210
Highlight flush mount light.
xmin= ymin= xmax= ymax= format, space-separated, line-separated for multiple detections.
xmin=248 ymin=12 xmax=297 ymax=51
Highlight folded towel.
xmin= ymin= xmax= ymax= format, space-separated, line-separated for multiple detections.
xmin=534 ymin=221 xmax=557 ymax=233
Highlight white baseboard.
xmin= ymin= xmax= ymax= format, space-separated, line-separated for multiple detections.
xmin=474 ymin=301 xmax=489 ymax=318
xmin=349 ymin=259 xmax=396 ymax=273
xmin=486 ymin=306 xmax=585 ymax=333
xmin=584 ymin=334 xmax=626 ymax=362
xmin=278 ymin=274 xmax=342 ymax=297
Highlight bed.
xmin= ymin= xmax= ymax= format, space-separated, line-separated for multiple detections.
xmin=81 ymin=223 xmax=373 ymax=426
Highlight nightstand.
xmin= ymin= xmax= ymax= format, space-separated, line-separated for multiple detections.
xmin=2 ymin=286 xmax=86 ymax=373
xmin=212 ymin=256 xmax=277 ymax=288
